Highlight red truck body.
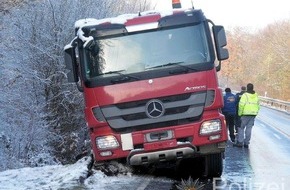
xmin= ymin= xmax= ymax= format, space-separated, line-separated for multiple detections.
xmin=65 ymin=7 xmax=229 ymax=177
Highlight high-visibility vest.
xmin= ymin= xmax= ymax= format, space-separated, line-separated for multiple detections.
xmin=238 ymin=92 xmax=260 ymax=116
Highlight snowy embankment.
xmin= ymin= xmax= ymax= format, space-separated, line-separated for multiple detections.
xmin=0 ymin=156 xmax=163 ymax=190
xmin=0 ymin=156 xmax=92 ymax=190
xmin=0 ymin=156 xmax=140 ymax=190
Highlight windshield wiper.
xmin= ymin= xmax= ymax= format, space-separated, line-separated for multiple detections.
xmin=99 ymin=70 xmax=140 ymax=83
xmin=148 ymin=62 xmax=198 ymax=72
xmin=147 ymin=62 xmax=184 ymax=69
xmin=99 ymin=70 xmax=125 ymax=75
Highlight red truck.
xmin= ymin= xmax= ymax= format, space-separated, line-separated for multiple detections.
xmin=64 ymin=3 xmax=229 ymax=177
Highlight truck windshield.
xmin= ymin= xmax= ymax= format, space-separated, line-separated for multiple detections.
xmin=85 ymin=23 xmax=211 ymax=79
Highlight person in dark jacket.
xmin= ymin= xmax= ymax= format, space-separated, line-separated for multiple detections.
xmin=235 ymin=86 xmax=246 ymax=132
xmin=222 ymin=88 xmax=237 ymax=142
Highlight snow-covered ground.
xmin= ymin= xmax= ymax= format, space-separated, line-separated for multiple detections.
xmin=0 ymin=156 xmax=90 ymax=190
xmin=0 ymin=156 xmax=174 ymax=190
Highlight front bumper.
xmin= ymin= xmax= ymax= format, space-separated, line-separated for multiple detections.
xmin=127 ymin=141 xmax=227 ymax=165
xmin=128 ymin=144 xmax=196 ymax=165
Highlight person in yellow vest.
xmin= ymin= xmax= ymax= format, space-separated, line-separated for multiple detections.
xmin=234 ymin=83 xmax=260 ymax=148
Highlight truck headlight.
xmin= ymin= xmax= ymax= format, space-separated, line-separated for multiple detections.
xmin=96 ymin=136 xmax=119 ymax=150
xmin=200 ymin=120 xmax=221 ymax=135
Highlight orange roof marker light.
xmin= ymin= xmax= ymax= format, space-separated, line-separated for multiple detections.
xmin=172 ymin=0 xmax=182 ymax=9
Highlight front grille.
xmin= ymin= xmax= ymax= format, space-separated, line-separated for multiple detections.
xmin=115 ymin=93 xmax=191 ymax=109
xmin=100 ymin=91 xmax=208 ymax=132
xmin=122 ymin=105 xmax=190 ymax=121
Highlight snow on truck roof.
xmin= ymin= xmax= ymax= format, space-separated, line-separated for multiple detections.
xmin=64 ymin=8 xmax=199 ymax=50
xmin=74 ymin=9 xmax=175 ymax=29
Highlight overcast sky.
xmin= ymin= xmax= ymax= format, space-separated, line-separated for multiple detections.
xmin=152 ymin=0 xmax=290 ymax=31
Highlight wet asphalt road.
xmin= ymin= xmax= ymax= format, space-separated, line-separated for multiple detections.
xmin=99 ymin=107 xmax=290 ymax=189
xmin=206 ymin=107 xmax=290 ymax=189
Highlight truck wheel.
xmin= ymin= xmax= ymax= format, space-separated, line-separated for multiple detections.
xmin=204 ymin=153 xmax=223 ymax=177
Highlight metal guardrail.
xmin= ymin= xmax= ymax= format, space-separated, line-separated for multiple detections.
xmin=259 ymin=96 xmax=290 ymax=114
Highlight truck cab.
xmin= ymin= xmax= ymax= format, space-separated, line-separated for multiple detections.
xmin=64 ymin=7 xmax=229 ymax=177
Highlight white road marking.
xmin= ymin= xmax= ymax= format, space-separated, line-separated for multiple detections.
xmin=258 ymin=119 xmax=290 ymax=139
xmin=136 ymin=179 xmax=151 ymax=190
xmin=273 ymin=133 xmax=281 ymax=140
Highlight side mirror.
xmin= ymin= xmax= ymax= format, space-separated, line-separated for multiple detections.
xmin=212 ymin=25 xmax=229 ymax=61
xmin=64 ymin=47 xmax=78 ymax=82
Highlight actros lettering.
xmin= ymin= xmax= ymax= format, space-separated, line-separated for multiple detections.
xmin=184 ymin=85 xmax=206 ymax=91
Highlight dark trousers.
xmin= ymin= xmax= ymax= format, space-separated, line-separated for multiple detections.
xmin=235 ymin=115 xmax=241 ymax=133
xmin=224 ymin=113 xmax=235 ymax=142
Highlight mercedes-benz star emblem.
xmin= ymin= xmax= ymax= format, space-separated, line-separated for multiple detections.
xmin=145 ymin=99 xmax=165 ymax=118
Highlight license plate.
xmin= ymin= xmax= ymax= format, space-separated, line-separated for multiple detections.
xmin=144 ymin=139 xmax=177 ymax=151
xmin=145 ymin=130 xmax=174 ymax=142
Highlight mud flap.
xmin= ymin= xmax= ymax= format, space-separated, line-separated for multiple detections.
xmin=203 ymin=153 xmax=223 ymax=177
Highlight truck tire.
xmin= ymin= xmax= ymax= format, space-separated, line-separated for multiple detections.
xmin=204 ymin=153 xmax=223 ymax=177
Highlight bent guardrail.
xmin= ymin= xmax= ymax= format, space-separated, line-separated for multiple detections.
xmin=259 ymin=96 xmax=290 ymax=114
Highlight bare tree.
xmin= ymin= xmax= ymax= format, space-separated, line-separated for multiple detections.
xmin=0 ymin=0 xmax=155 ymax=170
